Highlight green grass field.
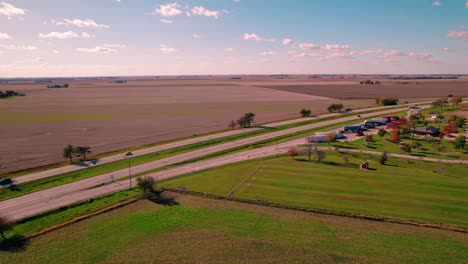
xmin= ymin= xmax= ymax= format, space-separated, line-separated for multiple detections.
xmin=163 ymin=152 xmax=468 ymax=227
xmin=1 ymin=196 xmax=466 ymax=263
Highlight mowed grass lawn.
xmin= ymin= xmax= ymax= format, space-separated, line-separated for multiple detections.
xmin=1 ymin=196 xmax=466 ymax=264
xmin=163 ymin=152 xmax=468 ymax=227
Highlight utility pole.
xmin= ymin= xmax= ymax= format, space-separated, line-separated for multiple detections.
xmin=128 ymin=157 xmax=132 ymax=189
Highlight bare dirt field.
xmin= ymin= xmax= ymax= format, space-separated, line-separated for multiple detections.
xmin=0 ymin=77 xmax=454 ymax=173
xmin=255 ymin=79 xmax=468 ymax=99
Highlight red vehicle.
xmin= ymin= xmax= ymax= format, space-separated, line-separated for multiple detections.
xmin=356 ymin=130 xmax=364 ymax=137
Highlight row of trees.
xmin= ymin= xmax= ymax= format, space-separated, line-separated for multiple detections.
xmin=63 ymin=145 xmax=93 ymax=163
xmin=0 ymin=90 xmax=19 ymax=98
xmin=47 ymin=83 xmax=69 ymax=88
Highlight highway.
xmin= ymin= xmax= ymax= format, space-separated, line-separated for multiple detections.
xmin=0 ymin=105 xmax=439 ymax=221
xmin=11 ymin=104 xmax=416 ymax=185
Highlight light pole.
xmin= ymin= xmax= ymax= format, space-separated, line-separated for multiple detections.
xmin=127 ymin=157 xmax=132 ymax=189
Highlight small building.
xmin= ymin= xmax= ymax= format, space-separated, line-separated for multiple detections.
xmin=360 ymin=162 xmax=369 ymax=170
xmin=430 ymin=114 xmax=438 ymax=120
xmin=414 ymin=126 xmax=440 ymax=137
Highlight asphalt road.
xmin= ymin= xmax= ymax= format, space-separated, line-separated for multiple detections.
xmin=11 ymin=103 xmax=417 ymax=185
xmin=1 ymin=105 xmax=448 ymax=221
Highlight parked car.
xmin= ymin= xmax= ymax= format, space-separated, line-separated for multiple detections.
xmin=124 ymin=151 xmax=134 ymax=156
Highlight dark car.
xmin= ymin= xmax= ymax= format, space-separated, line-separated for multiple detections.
xmin=0 ymin=178 xmax=13 ymax=186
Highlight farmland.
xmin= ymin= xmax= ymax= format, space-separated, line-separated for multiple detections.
xmin=0 ymin=78 xmax=381 ymax=173
xmin=0 ymin=194 xmax=466 ymax=264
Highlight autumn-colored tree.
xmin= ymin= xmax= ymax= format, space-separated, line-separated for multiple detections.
xmin=451 ymin=96 xmax=462 ymax=107
xmin=443 ymin=122 xmax=458 ymax=137
xmin=389 ymin=129 xmax=400 ymax=142
xmin=287 ymin=149 xmax=298 ymax=160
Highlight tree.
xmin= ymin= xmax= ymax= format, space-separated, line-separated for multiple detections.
xmin=448 ymin=115 xmax=466 ymax=128
xmin=300 ymin=108 xmax=312 ymax=117
xmin=136 ymin=176 xmax=157 ymax=196
xmin=0 ymin=216 xmax=14 ymax=240
xmin=432 ymin=98 xmax=449 ymax=115
xmin=316 ymin=150 xmax=326 ymax=162
xmin=378 ymin=128 xmax=387 ymax=137
xmin=389 ymin=129 xmax=400 ymax=142
xmin=237 ymin=112 xmax=256 ymax=128
xmin=327 ymin=103 xmax=344 ymax=113
xmin=325 ymin=133 xmax=337 ymax=144
xmin=379 ymin=151 xmax=388 ymax=165
xmin=400 ymin=143 xmax=412 ymax=153
xmin=443 ymin=122 xmax=458 ymax=137
xmin=228 ymin=120 xmax=237 ymax=129
xmin=341 ymin=154 xmax=349 ymax=163
xmin=452 ymin=135 xmax=466 ymax=151
xmin=451 ymin=96 xmax=462 ymax=107
xmin=75 ymin=146 xmax=92 ymax=160
xmin=376 ymin=98 xmax=399 ymax=106
xmin=287 ymin=149 xmax=298 ymax=160
xmin=304 ymin=137 xmax=314 ymax=161
xmin=63 ymin=144 xmax=75 ymax=163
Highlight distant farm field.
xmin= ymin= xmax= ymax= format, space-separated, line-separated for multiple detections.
xmin=257 ymin=80 xmax=468 ymax=99
xmin=0 ymin=77 xmax=452 ymax=173
xmin=0 ymin=195 xmax=465 ymax=263
xmin=163 ymin=152 xmax=468 ymax=227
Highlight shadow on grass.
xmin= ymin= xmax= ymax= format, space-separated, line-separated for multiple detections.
xmin=8 ymin=185 xmax=21 ymax=192
xmin=0 ymin=235 xmax=29 ymax=252
xmin=146 ymin=193 xmax=179 ymax=206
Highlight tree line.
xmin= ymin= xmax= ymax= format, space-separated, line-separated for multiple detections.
xmin=47 ymin=83 xmax=69 ymax=88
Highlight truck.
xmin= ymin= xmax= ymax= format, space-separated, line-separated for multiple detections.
xmin=381 ymin=116 xmax=399 ymax=123
xmin=343 ymin=125 xmax=367 ymax=133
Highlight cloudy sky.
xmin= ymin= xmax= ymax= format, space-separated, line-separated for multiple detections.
xmin=0 ymin=0 xmax=467 ymax=77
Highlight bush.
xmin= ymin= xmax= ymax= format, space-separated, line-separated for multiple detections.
xmin=378 ymin=128 xmax=387 ymax=137
xmin=400 ymin=143 xmax=412 ymax=153
xmin=137 ymin=177 xmax=157 ymax=196
xmin=376 ymin=98 xmax=399 ymax=106
xmin=452 ymin=135 xmax=466 ymax=151
xmin=300 ymin=108 xmax=312 ymax=117
xmin=325 ymin=133 xmax=337 ymax=143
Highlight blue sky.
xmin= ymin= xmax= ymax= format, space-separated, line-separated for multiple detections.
xmin=0 ymin=0 xmax=467 ymax=77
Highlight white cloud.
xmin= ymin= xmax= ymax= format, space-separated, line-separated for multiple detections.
xmin=0 ymin=32 xmax=12 ymax=39
xmin=160 ymin=19 xmax=173 ymax=24
xmin=76 ymin=46 xmax=117 ymax=54
xmin=38 ymin=31 xmax=79 ymax=39
xmin=0 ymin=2 xmax=25 ymax=18
xmin=408 ymin=52 xmax=434 ymax=62
xmin=224 ymin=48 xmax=234 ymax=52
xmin=0 ymin=44 xmax=37 ymax=51
xmin=293 ymin=52 xmax=319 ymax=58
xmin=432 ymin=1 xmax=441 ymax=6
xmin=466 ymin=1 xmax=468 ymax=8
xmin=243 ymin=33 xmax=273 ymax=42
xmin=282 ymin=38 xmax=294 ymax=46
xmin=260 ymin=51 xmax=278 ymax=56
xmin=298 ymin=42 xmax=320 ymax=50
xmin=324 ymin=44 xmax=350 ymax=51
xmin=441 ymin=47 xmax=456 ymax=52
xmin=447 ymin=31 xmax=468 ymax=41
xmin=52 ymin=49 xmax=59 ymax=54
xmin=81 ymin=32 xmax=91 ymax=38
xmin=191 ymin=6 xmax=220 ymax=18
xmin=160 ymin=44 xmax=176 ymax=54
xmin=192 ymin=34 xmax=201 ymax=38
xmin=154 ymin=3 xmax=182 ymax=17
xmin=104 ymin=44 xmax=126 ymax=48
xmin=351 ymin=49 xmax=384 ymax=55
xmin=383 ymin=49 xmax=407 ymax=57
xmin=326 ymin=52 xmax=353 ymax=59
xmin=57 ymin=18 xmax=110 ymax=28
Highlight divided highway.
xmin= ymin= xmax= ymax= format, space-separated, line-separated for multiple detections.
xmin=0 ymin=105 xmax=429 ymax=221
